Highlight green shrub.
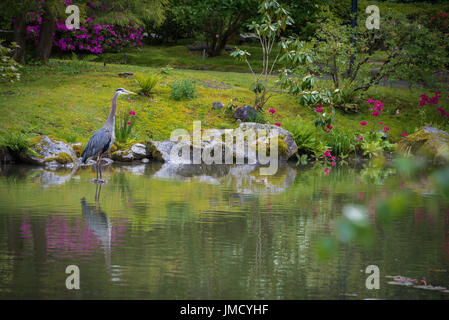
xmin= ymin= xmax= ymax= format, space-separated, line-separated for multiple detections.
xmin=0 ymin=41 xmax=21 ymax=82
xmin=326 ymin=129 xmax=356 ymax=157
xmin=284 ymin=116 xmax=326 ymax=158
xmin=169 ymin=79 xmax=196 ymax=100
xmin=135 ymin=72 xmax=162 ymax=96
xmin=0 ymin=131 xmax=29 ymax=154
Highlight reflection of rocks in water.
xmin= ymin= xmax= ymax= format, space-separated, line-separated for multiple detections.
xmin=222 ymin=163 xmax=297 ymax=195
xmin=152 ymin=162 xmax=297 ymax=194
xmin=153 ymin=163 xmax=231 ymax=184
xmin=31 ymin=166 xmax=79 ymax=187
xmin=118 ymin=164 xmax=146 ymax=175
xmin=81 ymin=198 xmax=111 ymax=269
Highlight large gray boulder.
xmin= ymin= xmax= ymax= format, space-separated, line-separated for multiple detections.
xmin=110 ymin=143 xmax=149 ymax=162
xmin=21 ymin=136 xmax=79 ymax=168
xmin=147 ymin=122 xmax=298 ymax=164
xmin=397 ymin=126 xmax=449 ymax=164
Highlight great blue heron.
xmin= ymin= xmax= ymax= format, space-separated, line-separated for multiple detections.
xmin=82 ymin=88 xmax=136 ymax=183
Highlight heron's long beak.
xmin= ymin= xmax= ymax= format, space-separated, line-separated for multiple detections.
xmin=128 ymin=91 xmax=137 ymax=95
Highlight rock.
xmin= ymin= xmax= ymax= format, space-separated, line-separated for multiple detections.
xmin=147 ymin=122 xmax=298 ymax=164
xmin=212 ymin=101 xmax=225 ymax=110
xmin=0 ymin=147 xmax=13 ymax=163
xmin=130 ymin=143 xmax=148 ymax=160
xmin=71 ymin=143 xmax=83 ymax=157
xmin=397 ymin=126 xmax=449 ymax=164
xmin=21 ymin=136 xmax=79 ymax=167
xmin=148 ymin=140 xmax=176 ymax=162
xmin=118 ymin=72 xmax=134 ymax=77
xmin=141 ymin=158 xmax=149 ymax=163
xmin=233 ymin=105 xmax=257 ymax=122
xmin=111 ymin=150 xmax=134 ymax=162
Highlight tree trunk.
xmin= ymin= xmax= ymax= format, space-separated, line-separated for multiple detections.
xmin=35 ymin=5 xmax=55 ymax=63
xmin=13 ymin=15 xmax=27 ymax=64
xmin=206 ymin=35 xmax=228 ymax=57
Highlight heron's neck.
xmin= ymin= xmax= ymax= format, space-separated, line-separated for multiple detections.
xmin=106 ymin=92 xmax=119 ymax=128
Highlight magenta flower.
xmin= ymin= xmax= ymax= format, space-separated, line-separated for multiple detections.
xmin=268 ymin=108 xmax=276 ymax=114
xmin=383 ymin=126 xmax=390 ymax=132
xmin=372 ymin=111 xmax=380 ymax=116
xmin=402 ymin=133 xmax=408 ymax=137
xmin=323 ymin=168 xmax=330 ymax=175
xmin=356 ymin=137 xmax=364 ymax=141
xmin=331 ymin=156 xmax=336 ymax=161
xmin=120 ymin=124 xmax=124 ymax=128
xmin=129 ymin=110 xmax=136 ymax=116
xmin=360 ymin=121 xmax=367 ymax=126
xmin=327 ymin=125 xmax=333 ymax=130
xmin=324 ymin=150 xmax=331 ymax=157
xmin=127 ymin=121 xmax=131 ymax=125
xmin=379 ymin=122 xmax=383 ymax=125
xmin=274 ymin=123 xmax=281 ymax=127
xmin=316 ymin=108 xmax=323 ymax=113
xmin=331 ymin=161 xmax=336 ymax=167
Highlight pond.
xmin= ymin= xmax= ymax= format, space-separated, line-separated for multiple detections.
xmin=0 ymin=162 xmax=448 ymax=299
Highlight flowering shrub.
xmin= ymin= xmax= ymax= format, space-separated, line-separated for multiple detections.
xmin=115 ymin=110 xmax=137 ymax=143
xmin=418 ymin=90 xmax=449 ymax=129
xmin=313 ymin=105 xmax=335 ymax=133
xmin=26 ymin=2 xmax=144 ymax=54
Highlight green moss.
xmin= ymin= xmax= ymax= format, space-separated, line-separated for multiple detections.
xmin=28 ymin=136 xmax=43 ymax=147
xmin=72 ymin=144 xmax=83 ymax=157
xmin=44 ymin=152 xmax=74 ymax=164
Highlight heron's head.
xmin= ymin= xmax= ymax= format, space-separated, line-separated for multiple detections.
xmin=115 ymin=88 xmax=137 ymax=96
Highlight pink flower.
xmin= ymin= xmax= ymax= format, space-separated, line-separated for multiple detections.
xmin=367 ymin=99 xmax=375 ymax=103
xmin=327 ymin=125 xmax=333 ymax=130
xmin=332 ymin=156 xmax=336 ymax=161
xmin=372 ymin=111 xmax=380 ymax=116
xmin=127 ymin=121 xmax=131 ymax=125
xmin=331 ymin=161 xmax=336 ymax=167
xmin=316 ymin=108 xmax=323 ymax=113
xmin=383 ymin=126 xmax=390 ymax=132
xmin=268 ymin=108 xmax=276 ymax=114
xmin=120 ymin=124 xmax=124 ymax=127
xmin=402 ymin=133 xmax=408 ymax=137
xmin=323 ymin=168 xmax=330 ymax=175
xmin=379 ymin=122 xmax=383 ymax=125
xmin=129 ymin=110 xmax=136 ymax=116
xmin=324 ymin=150 xmax=331 ymax=157
xmin=360 ymin=121 xmax=367 ymax=126
xmin=356 ymin=137 xmax=364 ymax=141
xmin=274 ymin=123 xmax=281 ymax=127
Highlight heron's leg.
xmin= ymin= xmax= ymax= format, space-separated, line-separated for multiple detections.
xmin=99 ymin=154 xmax=103 ymax=180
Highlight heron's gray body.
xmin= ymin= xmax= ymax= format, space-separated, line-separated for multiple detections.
xmin=81 ymin=124 xmax=115 ymax=163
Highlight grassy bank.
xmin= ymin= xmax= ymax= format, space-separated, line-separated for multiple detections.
xmin=0 ymin=59 xmax=444 ymax=151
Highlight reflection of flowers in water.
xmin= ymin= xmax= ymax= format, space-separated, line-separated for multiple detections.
xmin=19 ymin=216 xmax=128 ymax=260
xmin=20 ymin=219 xmax=33 ymax=239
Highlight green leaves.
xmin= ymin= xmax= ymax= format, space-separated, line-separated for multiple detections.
xmin=0 ymin=41 xmax=21 ymax=83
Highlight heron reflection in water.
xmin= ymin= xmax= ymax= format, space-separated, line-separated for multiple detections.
xmin=81 ymin=186 xmax=111 ymax=270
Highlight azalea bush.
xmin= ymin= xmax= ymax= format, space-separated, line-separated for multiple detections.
xmin=26 ymin=3 xmax=144 ymax=54
xmin=115 ymin=110 xmax=136 ymax=143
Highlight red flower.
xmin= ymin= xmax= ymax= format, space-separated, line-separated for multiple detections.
xmin=360 ymin=121 xmax=367 ymax=126
xmin=383 ymin=126 xmax=390 ymax=132
xmin=332 ymin=156 xmax=336 ymax=161
xmin=274 ymin=123 xmax=281 ymax=127
xmin=372 ymin=111 xmax=380 ymax=116
xmin=402 ymin=133 xmax=408 ymax=137
xmin=127 ymin=121 xmax=131 ymax=125
xmin=331 ymin=161 xmax=336 ymax=167
xmin=129 ymin=110 xmax=136 ymax=116
xmin=356 ymin=137 xmax=363 ymax=141
xmin=323 ymin=168 xmax=330 ymax=175
xmin=379 ymin=122 xmax=383 ymax=125
xmin=268 ymin=108 xmax=276 ymax=114
xmin=324 ymin=150 xmax=331 ymax=157
xmin=316 ymin=108 xmax=323 ymax=113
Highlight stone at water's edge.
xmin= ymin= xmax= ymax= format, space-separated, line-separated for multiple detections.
xmin=111 ymin=143 xmax=150 ymax=162
xmin=146 ymin=122 xmax=298 ymax=164
xmin=21 ymin=136 xmax=79 ymax=168
xmin=0 ymin=147 xmax=13 ymax=163
xmin=397 ymin=126 xmax=449 ymax=164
